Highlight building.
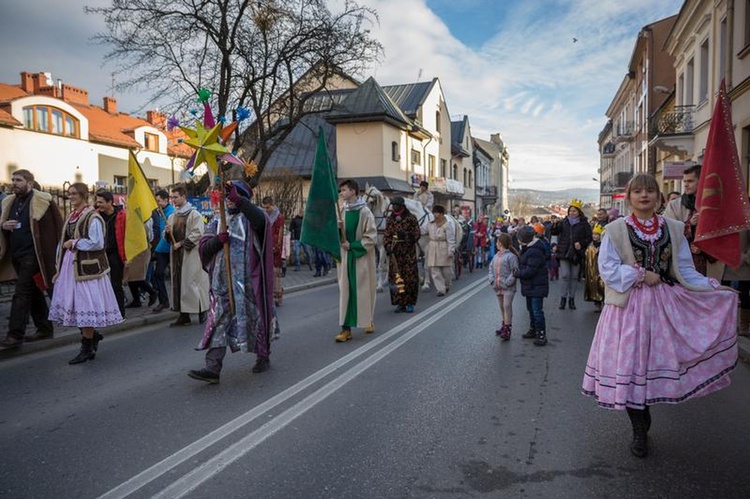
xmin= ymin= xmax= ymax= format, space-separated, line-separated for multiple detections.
xmin=598 ymin=15 xmax=677 ymax=213
xmin=0 ymin=71 xmax=192 ymax=190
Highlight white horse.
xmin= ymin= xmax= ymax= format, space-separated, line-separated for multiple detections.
xmin=364 ymin=184 xmax=433 ymax=292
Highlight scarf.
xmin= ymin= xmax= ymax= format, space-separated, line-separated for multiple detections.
xmin=344 ymin=197 xmax=367 ymax=212
xmin=567 ymin=215 xmax=581 ymax=226
xmin=267 ymin=206 xmax=280 ymax=224
xmin=175 ymin=202 xmax=195 ymax=216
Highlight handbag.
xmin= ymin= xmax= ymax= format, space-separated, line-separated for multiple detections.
xmin=564 ymin=225 xmax=580 ymax=265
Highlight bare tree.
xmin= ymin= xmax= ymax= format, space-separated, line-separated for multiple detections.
xmin=508 ymin=193 xmax=534 ymax=218
xmin=253 ymin=168 xmax=304 ymax=221
xmin=87 ymin=0 xmax=382 ymax=176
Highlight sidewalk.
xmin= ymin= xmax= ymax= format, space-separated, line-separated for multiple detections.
xmin=0 ymin=266 xmax=336 ymax=359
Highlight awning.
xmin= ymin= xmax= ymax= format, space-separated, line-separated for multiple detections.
xmin=353 ymin=176 xmax=415 ymax=194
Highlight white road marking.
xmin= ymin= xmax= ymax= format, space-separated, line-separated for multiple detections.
xmin=98 ymin=278 xmax=486 ymax=499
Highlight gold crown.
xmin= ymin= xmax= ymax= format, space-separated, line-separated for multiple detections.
xmin=592 ymin=223 xmax=605 ymax=235
xmin=570 ymin=198 xmax=584 ymax=211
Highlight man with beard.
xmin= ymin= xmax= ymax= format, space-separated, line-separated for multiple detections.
xmin=664 ymin=164 xmax=710 ymax=275
xmin=0 ymin=170 xmax=62 ymax=348
xmin=164 ymin=185 xmax=209 ymax=326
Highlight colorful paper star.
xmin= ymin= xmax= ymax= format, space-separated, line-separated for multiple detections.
xmin=180 ymin=120 xmax=229 ymax=175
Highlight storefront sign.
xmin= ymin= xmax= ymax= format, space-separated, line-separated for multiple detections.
xmin=663 ymin=161 xmax=694 ymax=180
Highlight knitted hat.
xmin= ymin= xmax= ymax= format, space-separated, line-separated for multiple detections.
xmin=391 ymin=196 xmax=406 ymax=206
xmin=518 ymin=225 xmax=535 ymax=244
xmin=533 ymin=223 xmax=545 ymax=235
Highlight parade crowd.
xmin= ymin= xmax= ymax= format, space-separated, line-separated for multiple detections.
xmin=0 ymin=167 xmax=745 ymax=460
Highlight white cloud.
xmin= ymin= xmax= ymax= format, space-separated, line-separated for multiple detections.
xmin=359 ymin=0 xmax=683 ymax=189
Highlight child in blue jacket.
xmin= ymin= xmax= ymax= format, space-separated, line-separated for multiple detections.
xmin=516 ymin=225 xmax=550 ymax=346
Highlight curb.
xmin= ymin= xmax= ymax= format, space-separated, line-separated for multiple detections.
xmin=0 ymin=277 xmax=337 ymax=361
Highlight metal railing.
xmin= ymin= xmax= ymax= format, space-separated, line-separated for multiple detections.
xmin=651 ymin=105 xmax=695 ymax=136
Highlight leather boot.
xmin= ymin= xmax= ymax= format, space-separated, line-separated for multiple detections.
xmin=335 ymin=329 xmax=353 ymax=342
xmin=69 ymin=338 xmax=95 ymax=365
xmin=522 ymin=327 xmax=536 ymax=339
xmin=568 ymin=297 xmax=576 ymax=310
xmin=92 ymin=331 xmax=103 ymax=352
xmin=252 ymin=356 xmax=270 ymax=373
xmin=626 ymin=408 xmax=649 ymax=457
xmin=170 ymin=313 xmax=192 ymax=327
xmin=533 ymin=329 xmax=547 ymax=346
xmin=559 ymin=297 xmax=566 ymax=310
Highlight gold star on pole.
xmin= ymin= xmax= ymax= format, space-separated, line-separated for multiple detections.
xmin=180 ymin=120 xmax=229 ymax=176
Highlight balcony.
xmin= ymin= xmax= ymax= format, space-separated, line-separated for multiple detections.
xmin=613 ymin=121 xmax=634 ymax=142
xmin=649 ymin=105 xmax=695 ymax=156
xmin=477 ymin=185 xmax=498 ymax=204
xmin=602 ymin=142 xmax=616 ymax=158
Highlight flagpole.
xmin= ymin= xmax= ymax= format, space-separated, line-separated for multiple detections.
xmin=219 ymin=167 xmax=236 ymax=315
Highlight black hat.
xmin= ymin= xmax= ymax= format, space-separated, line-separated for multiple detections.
xmin=419 ymin=181 xmax=429 ymax=188
xmin=518 ymin=225 xmax=535 ymax=245
xmin=392 ymin=196 xmax=406 ymax=206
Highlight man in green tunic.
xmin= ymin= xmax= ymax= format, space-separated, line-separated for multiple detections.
xmin=335 ymin=179 xmax=377 ymax=342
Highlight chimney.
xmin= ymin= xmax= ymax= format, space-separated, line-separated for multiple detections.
xmin=34 ymin=73 xmax=48 ymax=93
xmin=20 ymin=71 xmax=34 ymax=92
xmin=146 ymin=110 xmax=166 ymax=128
xmin=103 ymin=96 xmax=117 ymax=114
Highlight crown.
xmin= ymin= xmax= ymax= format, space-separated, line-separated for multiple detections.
xmin=592 ymin=223 xmax=605 ymax=235
xmin=570 ymin=198 xmax=584 ymax=211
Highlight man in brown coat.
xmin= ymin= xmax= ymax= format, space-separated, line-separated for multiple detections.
xmin=0 ymin=169 xmax=63 ymax=348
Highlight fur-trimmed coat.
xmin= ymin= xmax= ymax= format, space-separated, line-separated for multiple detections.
xmin=0 ymin=190 xmax=63 ymax=289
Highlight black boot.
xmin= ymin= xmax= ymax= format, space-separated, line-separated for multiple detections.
xmin=252 ymin=356 xmax=270 ymax=373
xmin=559 ymin=297 xmax=566 ymax=310
xmin=626 ymin=408 xmax=649 ymax=458
xmin=533 ymin=329 xmax=547 ymax=346
xmin=69 ymin=338 xmax=95 ymax=365
xmin=199 ymin=311 xmax=208 ymax=324
xmin=568 ymin=297 xmax=576 ymax=310
xmin=92 ymin=331 xmax=103 ymax=352
xmin=170 ymin=313 xmax=192 ymax=327
xmin=522 ymin=327 xmax=537 ymax=339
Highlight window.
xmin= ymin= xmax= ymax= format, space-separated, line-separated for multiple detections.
xmin=745 ymin=0 xmax=750 ymax=47
xmin=144 ymin=132 xmax=159 ymax=152
xmin=440 ymin=159 xmax=447 ymax=177
xmin=391 ymin=141 xmax=399 ymax=161
xmin=463 ymin=168 xmax=467 ymax=185
xmin=411 ymin=149 xmax=421 ymax=165
xmin=435 ymin=111 xmax=441 ymax=133
xmin=699 ymin=39 xmax=709 ymax=103
xmin=114 ymin=175 xmax=127 ymax=188
xmin=428 ymin=155 xmax=435 ymax=178
xmin=452 ymin=163 xmax=457 ymax=180
xmin=468 ymin=170 xmax=473 ymax=188
xmin=719 ymin=18 xmax=727 ymax=82
xmin=148 ymin=179 xmax=159 ymax=191
xmin=678 ymin=73 xmax=685 ymax=106
xmin=21 ymin=105 xmax=80 ymax=138
xmin=686 ymin=58 xmax=694 ymax=105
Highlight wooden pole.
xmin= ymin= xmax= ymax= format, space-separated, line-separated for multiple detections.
xmin=219 ymin=170 xmax=236 ymax=314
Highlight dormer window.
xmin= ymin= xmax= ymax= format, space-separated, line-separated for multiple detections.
xmin=144 ymin=132 xmax=160 ymax=152
xmin=23 ymin=105 xmax=79 ymax=138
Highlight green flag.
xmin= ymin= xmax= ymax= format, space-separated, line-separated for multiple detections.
xmin=301 ymin=128 xmax=341 ymax=260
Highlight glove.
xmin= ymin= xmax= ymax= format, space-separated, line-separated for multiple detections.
xmin=216 ymin=231 xmax=229 ymax=245
xmin=225 ymin=182 xmax=242 ymax=204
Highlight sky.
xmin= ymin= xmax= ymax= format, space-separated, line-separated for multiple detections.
xmin=0 ymin=0 xmax=684 ymax=189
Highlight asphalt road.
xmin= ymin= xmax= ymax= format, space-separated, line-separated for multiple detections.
xmin=1 ymin=272 xmax=749 ymax=498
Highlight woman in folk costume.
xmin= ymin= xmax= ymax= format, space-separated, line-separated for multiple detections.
xmin=49 ymin=183 xmax=123 ymax=365
xmin=335 ymin=179 xmax=377 ymax=342
xmin=188 ymin=181 xmax=278 ymax=383
xmin=583 ymin=223 xmax=605 ymax=312
xmin=384 ymin=196 xmax=421 ymax=313
xmin=427 ymin=205 xmax=457 ymax=297
xmin=582 ymin=174 xmax=738 ymax=458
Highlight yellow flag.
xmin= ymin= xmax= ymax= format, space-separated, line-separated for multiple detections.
xmin=125 ymin=152 xmax=158 ymax=261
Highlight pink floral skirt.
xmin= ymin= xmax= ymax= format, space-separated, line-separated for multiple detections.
xmin=582 ymin=284 xmax=738 ymax=410
xmin=48 ymin=251 xmax=123 ymax=328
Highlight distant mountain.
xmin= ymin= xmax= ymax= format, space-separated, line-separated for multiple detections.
xmin=509 ymin=188 xmax=599 ymax=206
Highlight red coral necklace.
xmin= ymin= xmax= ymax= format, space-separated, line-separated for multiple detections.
xmin=629 ymin=213 xmax=659 ymax=235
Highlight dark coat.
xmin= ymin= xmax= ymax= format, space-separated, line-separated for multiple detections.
xmin=0 ymin=190 xmax=63 ymax=289
xmin=550 ymin=218 xmax=592 ymax=262
xmin=518 ymin=239 xmax=549 ymax=297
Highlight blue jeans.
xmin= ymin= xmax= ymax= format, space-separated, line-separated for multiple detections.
xmin=314 ymin=247 xmax=331 ymax=273
xmin=293 ymin=240 xmax=312 ymax=269
xmin=525 ymin=296 xmax=545 ymax=332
